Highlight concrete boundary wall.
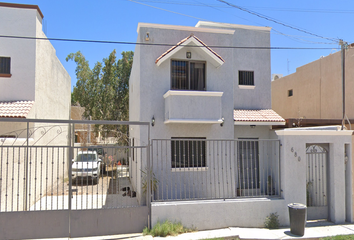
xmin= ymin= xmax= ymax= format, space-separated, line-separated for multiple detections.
xmin=152 ymin=198 xmax=287 ymax=230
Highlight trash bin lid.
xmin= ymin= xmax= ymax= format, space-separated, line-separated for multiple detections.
xmin=288 ymin=203 xmax=306 ymax=209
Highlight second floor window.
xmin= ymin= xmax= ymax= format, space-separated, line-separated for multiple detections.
xmin=239 ymin=71 xmax=254 ymax=86
xmin=171 ymin=60 xmax=206 ymax=91
xmin=0 ymin=57 xmax=11 ymax=75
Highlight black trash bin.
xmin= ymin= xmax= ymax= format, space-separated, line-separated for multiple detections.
xmin=288 ymin=203 xmax=307 ymax=236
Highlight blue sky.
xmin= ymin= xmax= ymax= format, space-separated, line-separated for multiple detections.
xmin=3 ymin=0 xmax=352 ymax=90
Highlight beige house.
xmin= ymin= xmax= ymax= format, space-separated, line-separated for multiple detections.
xmin=271 ymin=47 xmax=354 ymax=128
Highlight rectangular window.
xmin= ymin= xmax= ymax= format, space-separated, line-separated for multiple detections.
xmin=237 ymin=139 xmax=259 ymax=189
xmin=171 ymin=60 xmax=205 ymax=91
xmin=239 ymin=71 xmax=254 ymax=86
xmin=288 ymin=89 xmax=293 ymax=97
xmin=0 ymin=57 xmax=11 ymax=75
xmin=171 ymin=138 xmax=206 ymax=168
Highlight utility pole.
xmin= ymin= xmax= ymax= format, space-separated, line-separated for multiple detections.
xmin=340 ymin=40 xmax=348 ymax=130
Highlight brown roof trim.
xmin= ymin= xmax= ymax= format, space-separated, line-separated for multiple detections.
xmin=0 ymin=2 xmax=44 ymax=19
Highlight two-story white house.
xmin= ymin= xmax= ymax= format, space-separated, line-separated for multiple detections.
xmin=129 ymin=21 xmax=354 ymax=230
xmin=129 ymin=21 xmax=285 ymax=205
xmin=0 ymin=2 xmax=70 ymax=144
xmin=130 ymin=21 xmax=284 ymax=141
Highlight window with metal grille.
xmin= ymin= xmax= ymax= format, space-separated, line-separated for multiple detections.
xmin=239 ymin=71 xmax=254 ymax=86
xmin=171 ymin=138 xmax=206 ymax=168
xmin=0 ymin=57 xmax=11 ymax=75
xmin=171 ymin=60 xmax=206 ymax=90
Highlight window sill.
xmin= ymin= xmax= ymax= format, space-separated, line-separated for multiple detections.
xmin=238 ymin=85 xmax=255 ymax=90
xmin=172 ymin=167 xmax=208 ymax=172
xmin=0 ymin=73 xmax=12 ymax=78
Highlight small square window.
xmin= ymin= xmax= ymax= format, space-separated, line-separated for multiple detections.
xmin=239 ymin=71 xmax=254 ymax=86
xmin=288 ymin=89 xmax=293 ymax=97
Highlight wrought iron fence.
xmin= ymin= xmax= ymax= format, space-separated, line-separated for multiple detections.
xmin=0 ymin=118 xmax=149 ymax=212
xmin=151 ymin=139 xmax=280 ymax=201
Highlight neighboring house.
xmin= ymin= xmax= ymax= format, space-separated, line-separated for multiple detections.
xmin=0 ymin=2 xmax=70 ymax=212
xmin=271 ymin=47 xmax=354 ymax=128
xmin=0 ymin=2 xmax=71 ymax=143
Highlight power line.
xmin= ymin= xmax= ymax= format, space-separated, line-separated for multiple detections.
xmin=128 ymin=0 xmax=336 ymax=45
xmin=128 ymin=0 xmax=354 ymax=14
xmin=0 ymin=34 xmax=339 ymax=50
xmin=217 ymin=0 xmax=339 ymax=43
xmin=128 ymin=0 xmax=206 ymax=21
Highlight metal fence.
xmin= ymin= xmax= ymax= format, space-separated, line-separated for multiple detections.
xmin=0 ymin=118 xmax=149 ymax=212
xmin=151 ymin=139 xmax=280 ymax=201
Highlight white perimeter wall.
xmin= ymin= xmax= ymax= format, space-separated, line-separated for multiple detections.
xmin=151 ymin=128 xmax=354 ymax=229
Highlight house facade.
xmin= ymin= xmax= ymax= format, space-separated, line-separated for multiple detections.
xmin=128 ymin=21 xmax=354 ymax=230
xmin=271 ymin=47 xmax=354 ymax=128
xmin=129 ymin=21 xmax=293 ymax=227
xmin=0 ymin=2 xmax=71 ymax=143
xmin=130 ymin=21 xmax=284 ymax=142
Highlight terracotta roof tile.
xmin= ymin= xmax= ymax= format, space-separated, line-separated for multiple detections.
xmin=0 ymin=101 xmax=34 ymax=118
xmin=155 ymin=34 xmax=225 ymax=64
xmin=234 ymin=109 xmax=285 ymax=122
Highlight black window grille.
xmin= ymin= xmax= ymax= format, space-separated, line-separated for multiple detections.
xmin=171 ymin=60 xmax=205 ymax=90
xmin=0 ymin=57 xmax=11 ymax=74
xmin=171 ymin=138 xmax=206 ymax=168
xmin=239 ymin=71 xmax=254 ymax=86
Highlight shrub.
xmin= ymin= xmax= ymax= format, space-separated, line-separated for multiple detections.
xmin=264 ymin=212 xmax=280 ymax=229
xmin=143 ymin=220 xmax=194 ymax=237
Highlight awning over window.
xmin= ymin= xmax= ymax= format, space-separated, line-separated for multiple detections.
xmin=0 ymin=101 xmax=34 ymax=118
xmin=155 ymin=34 xmax=225 ymax=68
xmin=234 ymin=109 xmax=285 ymax=125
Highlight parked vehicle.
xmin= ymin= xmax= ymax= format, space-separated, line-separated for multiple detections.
xmin=72 ymin=151 xmax=101 ymax=184
xmin=88 ymin=146 xmax=106 ymax=173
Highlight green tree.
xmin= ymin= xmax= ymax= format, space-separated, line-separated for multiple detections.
xmin=67 ymin=50 xmax=133 ymax=144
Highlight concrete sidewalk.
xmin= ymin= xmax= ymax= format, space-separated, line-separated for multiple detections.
xmin=29 ymin=221 xmax=354 ymax=240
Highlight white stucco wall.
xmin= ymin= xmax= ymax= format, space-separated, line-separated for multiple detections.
xmin=0 ymin=6 xmax=37 ymax=101
xmin=35 ymin=17 xmax=71 ymax=121
xmin=277 ymin=127 xmax=353 ymax=224
xmin=0 ymin=4 xmax=70 ymax=145
xmin=130 ymin=22 xmax=272 ymax=143
xmin=151 ymin=127 xmax=354 ymax=229
xmin=129 ymin=22 xmax=275 ymax=205
xmin=152 ymin=198 xmax=287 ymax=229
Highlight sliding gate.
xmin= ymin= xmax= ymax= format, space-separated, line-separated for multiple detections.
xmin=0 ymin=118 xmax=150 ymax=239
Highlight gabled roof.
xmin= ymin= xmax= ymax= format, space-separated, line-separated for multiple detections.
xmin=234 ymin=109 xmax=285 ymax=125
xmin=0 ymin=101 xmax=34 ymax=118
xmin=155 ymin=34 xmax=225 ymax=68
